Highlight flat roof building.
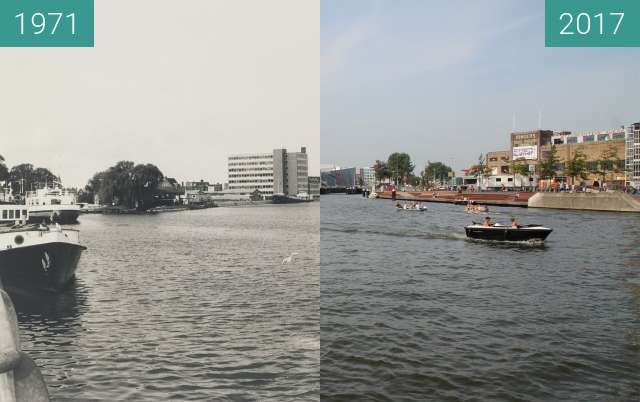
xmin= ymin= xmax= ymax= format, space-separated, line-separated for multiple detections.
xmin=228 ymin=147 xmax=309 ymax=199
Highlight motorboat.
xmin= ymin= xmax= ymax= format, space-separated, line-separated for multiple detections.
xmin=464 ymin=222 xmax=552 ymax=242
xmin=0 ymin=206 xmax=86 ymax=291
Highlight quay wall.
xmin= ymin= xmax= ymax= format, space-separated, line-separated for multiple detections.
xmin=528 ymin=192 xmax=640 ymax=212
xmin=377 ymin=191 xmax=531 ymax=207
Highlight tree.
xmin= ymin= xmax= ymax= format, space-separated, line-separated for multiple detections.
xmin=539 ymin=145 xmax=559 ymax=180
xmin=8 ymin=163 xmax=58 ymax=194
xmin=405 ymin=175 xmax=420 ymax=187
xmin=565 ymin=148 xmax=588 ymax=185
xmin=386 ymin=152 xmax=414 ymax=186
xmin=0 ymin=154 xmax=8 ymax=182
xmin=597 ymin=143 xmax=622 ymax=186
xmin=373 ymin=160 xmax=390 ymax=182
xmin=84 ymin=161 xmax=164 ymax=209
xmin=510 ymin=158 xmax=531 ymax=189
xmin=468 ymin=154 xmax=491 ymax=189
xmin=422 ymin=161 xmax=453 ymax=188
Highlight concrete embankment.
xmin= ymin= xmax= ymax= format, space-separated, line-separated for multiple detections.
xmin=528 ymin=192 xmax=640 ymax=212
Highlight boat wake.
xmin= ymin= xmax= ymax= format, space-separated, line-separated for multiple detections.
xmin=465 ymin=237 xmax=547 ymax=248
xmin=321 ymin=227 xmax=467 ymax=242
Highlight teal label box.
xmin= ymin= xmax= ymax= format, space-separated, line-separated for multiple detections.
xmin=0 ymin=0 xmax=93 ymax=47
xmin=546 ymin=0 xmax=640 ymax=47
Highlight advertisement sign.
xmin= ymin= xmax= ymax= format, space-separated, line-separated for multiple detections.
xmin=513 ymin=146 xmax=538 ymax=160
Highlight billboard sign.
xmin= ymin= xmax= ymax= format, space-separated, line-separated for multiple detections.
xmin=512 ymin=146 xmax=538 ymax=160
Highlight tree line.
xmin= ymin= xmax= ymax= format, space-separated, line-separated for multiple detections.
xmin=373 ymin=152 xmax=454 ymax=188
xmin=0 ymin=155 xmax=59 ymax=194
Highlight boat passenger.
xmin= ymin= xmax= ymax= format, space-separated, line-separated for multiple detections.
xmin=483 ymin=216 xmax=493 ymax=227
xmin=510 ymin=217 xmax=518 ymax=228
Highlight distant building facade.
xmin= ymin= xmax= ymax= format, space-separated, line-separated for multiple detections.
xmin=501 ymin=128 xmax=627 ymax=184
xmin=208 ymin=183 xmax=223 ymax=193
xmin=539 ymin=128 xmax=626 ymax=184
xmin=485 ymin=151 xmax=511 ymax=175
xmin=308 ymin=176 xmax=320 ymax=199
xmin=321 ymin=167 xmax=356 ymax=189
xmin=626 ymin=122 xmax=640 ymax=188
xmin=184 ymin=180 xmax=210 ymax=192
xmin=228 ymin=147 xmax=309 ymax=199
xmin=356 ymin=167 xmax=376 ymax=188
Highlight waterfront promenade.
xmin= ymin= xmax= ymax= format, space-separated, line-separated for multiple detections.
xmin=377 ymin=190 xmax=533 ymax=207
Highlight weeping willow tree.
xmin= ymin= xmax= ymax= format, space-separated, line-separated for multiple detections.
xmin=84 ymin=161 xmax=164 ymax=210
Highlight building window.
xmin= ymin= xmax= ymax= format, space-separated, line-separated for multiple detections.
xmin=495 ymin=178 xmax=501 ymax=182
xmin=583 ymin=135 xmax=595 ymax=142
xmin=613 ymin=132 xmax=626 ymax=140
xmin=567 ymin=137 xmax=578 ymax=144
xmin=598 ymin=134 xmax=608 ymax=141
xmin=586 ymin=161 xmax=598 ymax=171
xmin=489 ymin=157 xmax=498 ymax=162
xmin=553 ymin=138 xmax=564 ymax=144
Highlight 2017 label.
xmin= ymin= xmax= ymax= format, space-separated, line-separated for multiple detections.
xmin=545 ymin=0 xmax=640 ymax=47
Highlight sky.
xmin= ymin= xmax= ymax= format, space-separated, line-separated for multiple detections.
xmin=321 ymin=0 xmax=640 ymax=174
xmin=0 ymin=0 xmax=320 ymax=188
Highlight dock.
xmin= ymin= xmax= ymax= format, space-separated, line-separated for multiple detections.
xmin=376 ymin=191 xmax=532 ymax=208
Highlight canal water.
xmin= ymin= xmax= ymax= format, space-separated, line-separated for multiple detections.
xmin=321 ymin=194 xmax=640 ymax=401
xmin=12 ymin=203 xmax=319 ymax=401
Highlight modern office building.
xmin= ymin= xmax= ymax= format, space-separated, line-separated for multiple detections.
xmin=228 ymin=147 xmax=309 ymax=199
xmin=228 ymin=152 xmax=274 ymax=197
xmin=626 ymin=122 xmax=640 ymax=189
xmin=320 ymin=167 xmax=357 ymax=189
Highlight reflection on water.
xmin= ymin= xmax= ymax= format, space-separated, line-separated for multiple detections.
xmin=14 ymin=204 xmax=320 ymax=401
xmin=321 ymin=195 xmax=640 ymax=402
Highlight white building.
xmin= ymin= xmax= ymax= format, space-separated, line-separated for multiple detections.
xmin=626 ymin=122 xmax=640 ymax=189
xmin=227 ymin=153 xmax=274 ymax=197
xmin=228 ymin=147 xmax=309 ymax=199
xmin=478 ymin=174 xmax=538 ymax=191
